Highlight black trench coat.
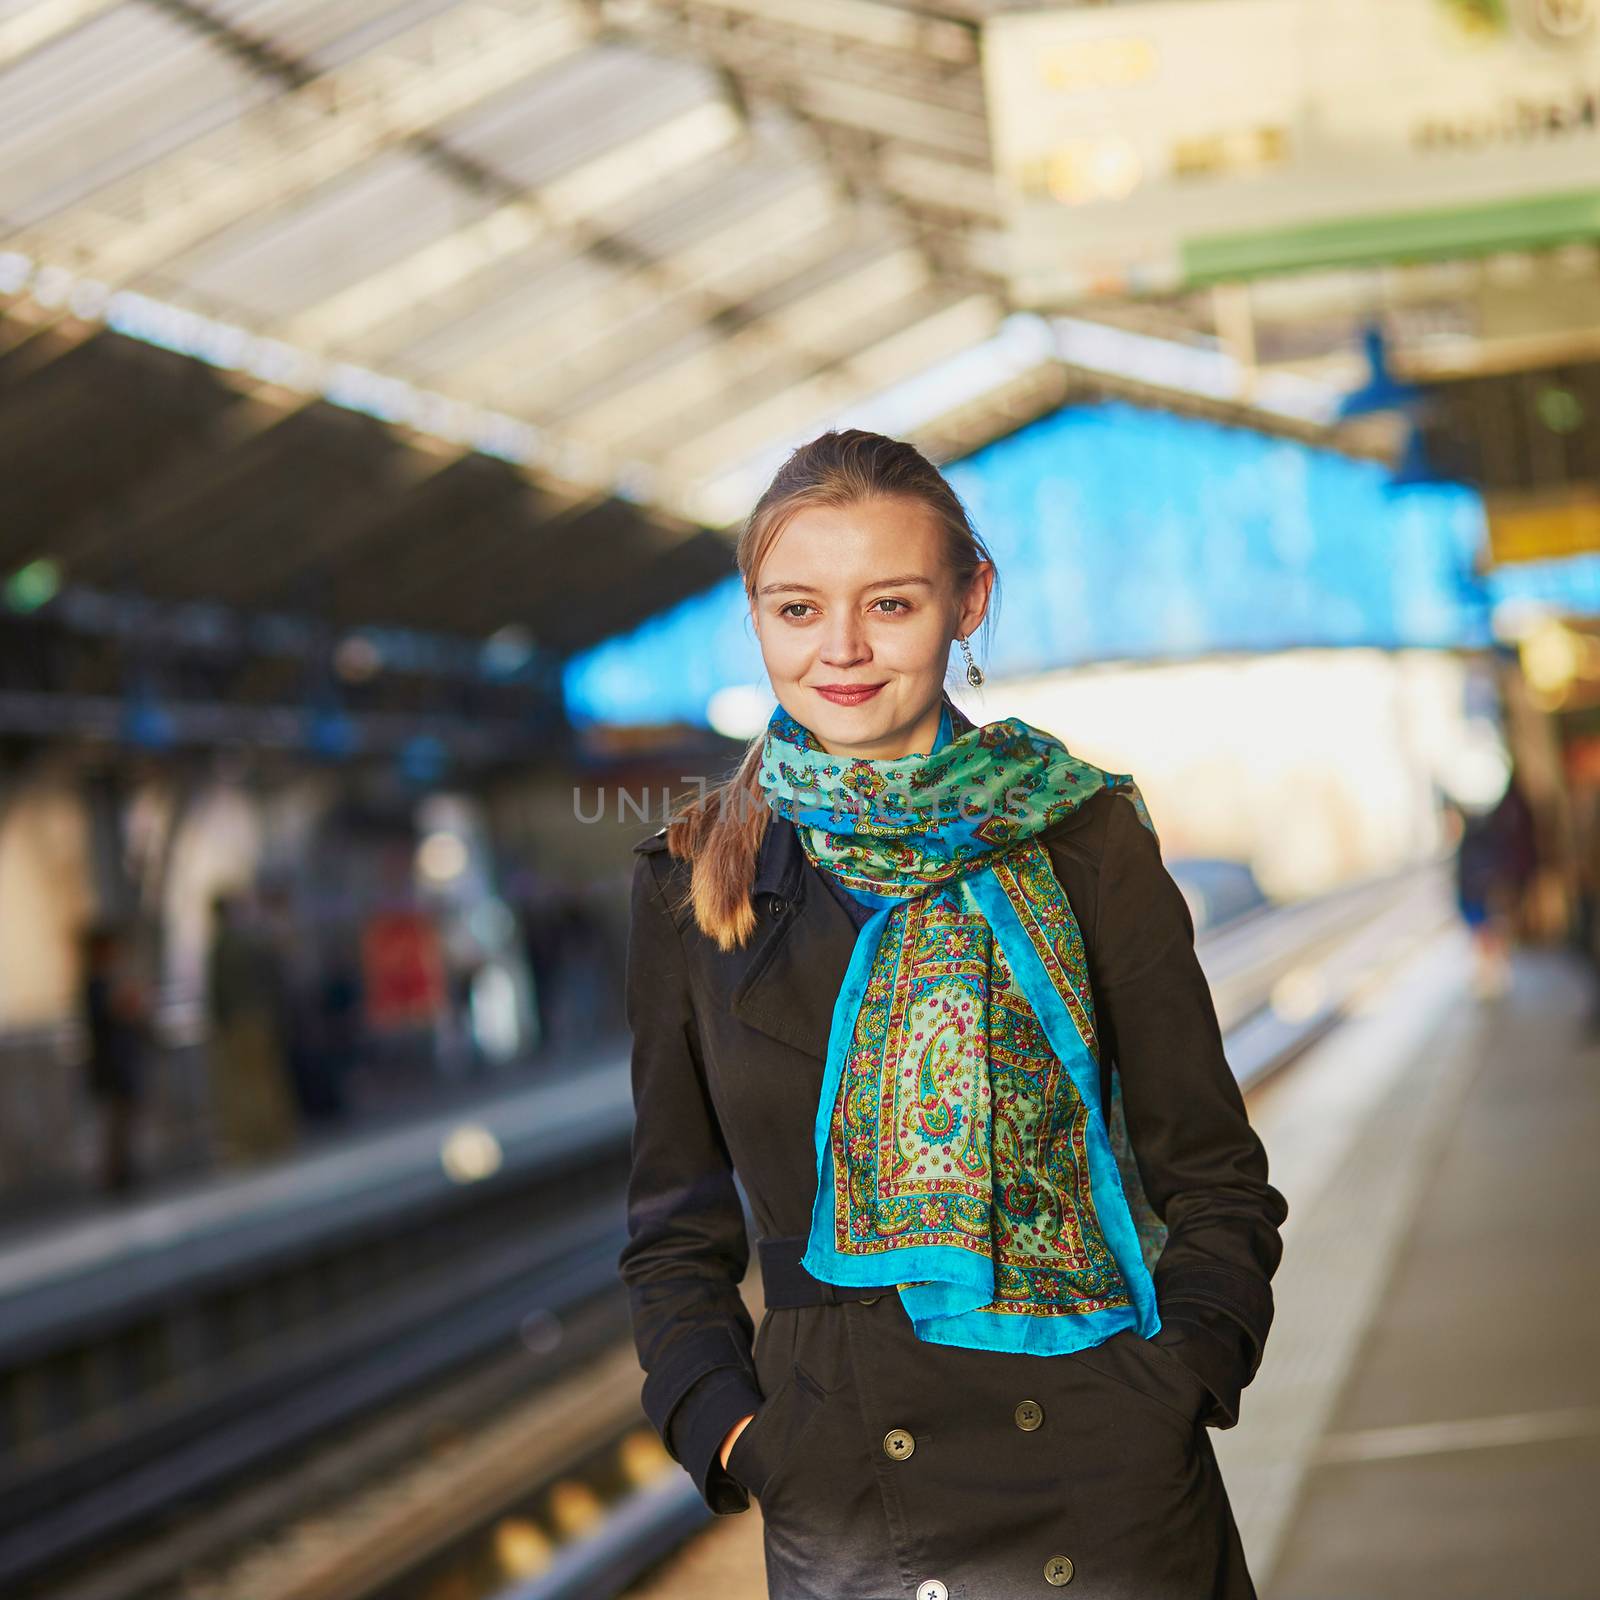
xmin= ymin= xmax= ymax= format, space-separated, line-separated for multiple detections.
xmin=618 ymin=783 xmax=1290 ymax=1600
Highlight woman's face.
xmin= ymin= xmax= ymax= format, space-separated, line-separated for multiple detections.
xmin=750 ymin=494 xmax=992 ymax=760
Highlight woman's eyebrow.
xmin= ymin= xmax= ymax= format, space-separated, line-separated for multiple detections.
xmin=757 ymin=575 xmax=937 ymax=596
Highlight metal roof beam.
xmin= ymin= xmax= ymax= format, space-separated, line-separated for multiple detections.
xmin=875 ymin=146 xmax=1001 ymax=223
xmin=1 ymin=252 xmax=617 ymax=516
xmin=610 ymin=1 xmax=994 ymax=183
xmin=441 ymin=184 xmax=852 ymax=407
xmin=0 ymin=0 xmax=118 ymax=69
xmin=629 ymin=0 xmax=979 ymax=61
xmin=663 ymin=288 xmax=1002 ymax=497
xmin=29 ymin=1 xmax=596 ymax=280
xmin=328 ymin=489 xmax=541 ymax=623
xmin=0 ymin=299 xmax=103 ymax=381
xmin=553 ymin=240 xmax=938 ymax=449
xmin=281 ymin=97 xmax=744 ymax=350
xmin=243 ymin=443 xmax=473 ymax=604
xmin=45 ymin=382 xmax=313 ymax=574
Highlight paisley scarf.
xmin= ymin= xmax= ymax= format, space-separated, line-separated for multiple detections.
xmin=756 ymin=691 xmax=1170 ymax=1354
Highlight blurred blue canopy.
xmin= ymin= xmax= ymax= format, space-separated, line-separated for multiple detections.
xmin=565 ymin=398 xmax=1500 ymax=730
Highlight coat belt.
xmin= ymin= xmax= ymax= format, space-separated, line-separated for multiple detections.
xmin=758 ymin=1234 xmax=897 ymax=1309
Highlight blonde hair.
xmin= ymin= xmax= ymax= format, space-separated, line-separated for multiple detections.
xmin=661 ymin=428 xmax=999 ymax=950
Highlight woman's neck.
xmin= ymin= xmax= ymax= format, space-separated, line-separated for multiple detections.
xmin=814 ymin=696 xmax=948 ymax=761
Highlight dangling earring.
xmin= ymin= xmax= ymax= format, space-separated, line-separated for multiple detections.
xmin=957 ymin=634 xmax=984 ymax=688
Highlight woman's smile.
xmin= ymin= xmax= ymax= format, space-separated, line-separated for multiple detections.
xmin=812 ymin=682 xmax=887 ymax=707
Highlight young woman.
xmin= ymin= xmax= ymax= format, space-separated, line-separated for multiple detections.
xmin=619 ymin=429 xmax=1289 ymax=1599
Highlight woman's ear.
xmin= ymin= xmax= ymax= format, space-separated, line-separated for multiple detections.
xmin=957 ymin=560 xmax=995 ymax=638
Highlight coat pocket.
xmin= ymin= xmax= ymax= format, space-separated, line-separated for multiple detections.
xmin=1073 ymin=1329 xmax=1210 ymax=1431
xmin=724 ymin=1359 xmax=829 ymax=1502
xmin=1135 ymin=1331 xmax=1214 ymax=1423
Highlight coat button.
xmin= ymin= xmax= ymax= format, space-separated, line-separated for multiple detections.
xmin=1044 ymin=1554 xmax=1074 ymax=1585
xmin=916 ymin=1583 xmax=948 ymax=1600
xmin=883 ymin=1427 xmax=916 ymax=1460
xmin=859 ymin=1294 xmax=882 ymax=1305
xmin=768 ymin=895 xmax=789 ymax=917
xmin=1014 ymin=1399 xmax=1044 ymax=1431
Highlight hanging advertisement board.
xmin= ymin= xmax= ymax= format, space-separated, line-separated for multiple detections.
xmin=982 ymin=0 xmax=1600 ymax=303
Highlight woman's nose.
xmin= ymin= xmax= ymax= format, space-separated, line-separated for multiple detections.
xmin=818 ymin=618 xmax=869 ymax=664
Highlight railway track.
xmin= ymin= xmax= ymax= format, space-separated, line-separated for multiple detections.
xmin=0 ymin=1068 xmax=638 ymax=1599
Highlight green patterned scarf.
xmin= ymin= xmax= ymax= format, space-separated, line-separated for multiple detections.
xmin=757 ymin=691 xmax=1168 ymax=1353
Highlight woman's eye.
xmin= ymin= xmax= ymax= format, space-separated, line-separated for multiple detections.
xmin=777 ymin=599 xmax=906 ymax=618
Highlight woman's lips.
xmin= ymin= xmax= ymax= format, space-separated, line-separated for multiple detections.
xmin=814 ymin=683 xmax=885 ymax=706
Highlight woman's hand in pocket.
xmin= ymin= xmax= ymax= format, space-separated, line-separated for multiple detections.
xmin=719 ymin=1412 xmax=756 ymax=1471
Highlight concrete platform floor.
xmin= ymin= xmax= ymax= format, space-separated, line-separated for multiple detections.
xmin=1262 ymin=937 xmax=1599 ymax=1599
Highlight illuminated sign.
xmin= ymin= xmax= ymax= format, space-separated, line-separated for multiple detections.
xmin=982 ymin=0 xmax=1600 ymax=303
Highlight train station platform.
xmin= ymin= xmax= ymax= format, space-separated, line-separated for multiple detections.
xmin=1256 ymin=932 xmax=1598 ymax=1598
xmin=626 ymin=915 xmax=1599 ymax=1598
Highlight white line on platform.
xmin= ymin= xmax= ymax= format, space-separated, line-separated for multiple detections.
xmin=1315 ymin=1405 xmax=1600 ymax=1464
xmin=1213 ymin=920 xmax=1487 ymax=1585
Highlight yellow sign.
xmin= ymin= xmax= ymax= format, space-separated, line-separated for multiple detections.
xmin=1486 ymin=490 xmax=1600 ymax=563
xmin=1437 ymin=0 xmax=1597 ymax=47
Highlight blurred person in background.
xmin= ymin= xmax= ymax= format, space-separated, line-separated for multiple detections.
xmin=434 ymin=950 xmax=481 ymax=1080
xmin=548 ymin=885 xmax=607 ymax=1050
xmin=618 ymin=428 xmax=1288 ymax=1600
xmin=79 ymin=919 xmax=151 ymax=1195
xmin=205 ymin=888 xmax=299 ymax=1165
xmin=258 ymin=880 xmax=338 ymax=1123
xmin=1566 ymin=779 xmax=1600 ymax=1025
xmin=314 ymin=929 xmax=362 ymax=1120
xmin=518 ymin=876 xmax=563 ymax=1049
xmin=1452 ymin=773 xmax=1538 ymax=999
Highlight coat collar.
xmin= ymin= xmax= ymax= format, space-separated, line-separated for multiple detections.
xmin=751 ymin=807 xmax=805 ymax=904
xmin=728 ymin=813 xmax=859 ymax=1064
